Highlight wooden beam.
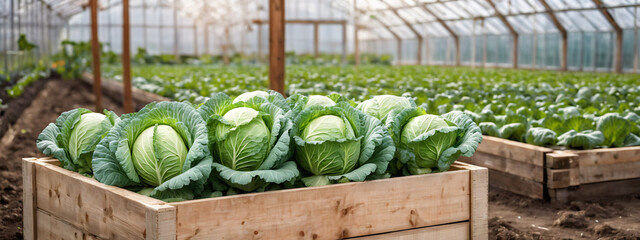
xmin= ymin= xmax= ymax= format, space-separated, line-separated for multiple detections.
xmin=592 ymin=0 xmax=623 ymax=73
xmin=90 ymin=0 xmax=102 ymax=111
xmin=539 ymin=0 xmax=568 ymax=71
xmin=342 ymin=22 xmax=347 ymax=65
xmin=314 ymin=23 xmax=319 ymax=58
xmin=253 ymin=19 xmax=347 ymax=25
xmin=269 ymin=0 xmax=285 ymax=95
xmin=419 ymin=5 xmax=459 ymax=66
xmin=382 ymin=0 xmax=423 ymax=64
xmin=122 ymin=0 xmax=133 ymax=113
xmin=485 ymin=0 xmax=518 ymax=68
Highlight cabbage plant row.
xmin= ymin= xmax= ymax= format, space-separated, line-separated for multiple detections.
xmin=36 ymin=92 xmax=482 ymax=201
xmin=103 ymin=65 xmax=640 ymax=149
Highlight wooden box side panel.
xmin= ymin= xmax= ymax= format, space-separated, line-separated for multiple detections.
xmin=31 ymin=158 xmax=171 ymax=240
xmin=475 ymin=136 xmax=552 ymax=167
xmin=36 ymin=209 xmax=103 ymax=240
xmin=570 ymin=147 xmax=640 ymax=184
xmin=346 ymin=222 xmax=470 ymax=240
xmin=171 ymin=168 xmax=472 ymax=240
xmin=486 ymin=169 xmax=544 ymax=199
xmin=459 ymin=151 xmax=544 ymax=183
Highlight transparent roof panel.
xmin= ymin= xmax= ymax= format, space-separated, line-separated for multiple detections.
xmin=610 ymin=7 xmax=638 ymax=29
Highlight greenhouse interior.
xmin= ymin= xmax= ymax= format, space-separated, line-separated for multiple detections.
xmin=1 ymin=0 xmax=640 ymax=239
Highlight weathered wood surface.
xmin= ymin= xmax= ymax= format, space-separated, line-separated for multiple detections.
xmin=567 ymin=147 xmax=640 ymax=184
xmin=169 ymin=163 xmax=479 ymax=240
xmin=25 ymin=158 xmax=487 ymax=240
xmin=25 ymin=157 xmax=170 ymax=240
xmin=460 ymin=152 xmax=543 ymax=182
xmin=348 ymin=222 xmax=470 ymax=240
xmin=475 ymin=136 xmax=552 ymax=167
xmin=487 ymin=169 xmax=544 ymax=199
xmin=549 ymin=178 xmax=640 ymax=203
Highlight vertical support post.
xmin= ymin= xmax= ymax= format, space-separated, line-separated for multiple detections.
xmin=269 ymin=0 xmax=285 ymax=95
xmin=455 ymin=36 xmax=460 ymax=66
xmin=90 ymin=0 xmax=102 ymax=111
xmin=313 ymin=22 xmax=319 ymax=58
xmin=634 ymin=4 xmax=638 ymax=73
xmin=122 ymin=0 xmax=133 ymax=113
xmin=513 ymin=35 xmax=518 ymax=68
xmin=173 ymin=0 xmax=179 ymax=63
xmin=417 ymin=37 xmax=422 ymax=65
xmin=533 ymin=16 xmax=537 ymax=69
xmin=342 ymin=22 xmax=347 ymax=65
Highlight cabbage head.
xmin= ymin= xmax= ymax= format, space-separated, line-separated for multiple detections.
xmin=389 ymin=108 xmax=482 ymax=175
xmin=287 ymin=93 xmax=354 ymax=116
xmin=292 ymin=102 xmax=395 ymax=187
xmin=232 ymin=90 xmax=290 ymax=111
xmin=199 ymin=93 xmax=298 ymax=192
xmin=93 ymin=102 xmax=212 ymax=201
xmin=357 ymin=95 xmax=415 ymax=122
xmin=37 ymin=108 xmax=119 ymax=174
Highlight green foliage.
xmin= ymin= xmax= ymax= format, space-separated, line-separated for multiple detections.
xmin=17 ymin=34 xmax=37 ymax=52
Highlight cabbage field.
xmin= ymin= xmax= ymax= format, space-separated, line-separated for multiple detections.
xmin=103 ymin=65 xmax=640 ymax=150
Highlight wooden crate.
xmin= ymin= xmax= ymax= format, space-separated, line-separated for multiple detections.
xmin=459 ymin=136 xmax=640 ymax=202
xmin=23 ymin=157 xmax=488 ymax=240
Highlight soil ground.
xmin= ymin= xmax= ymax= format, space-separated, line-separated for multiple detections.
xmin=0 ymin=79 xmax=639 ymax=240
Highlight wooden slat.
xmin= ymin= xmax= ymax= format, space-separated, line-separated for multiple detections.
xmin=468 ymin=164 xmax=488 ymax=240
xmin=122 ymin=0 xmax=133 ymax=113
xmin=550 ymin=178 xmax=640 ymax=203
xmin=460 ymin=151 xmax=543 ymax=182
xmin=347 ymin=222 xmax=470 ymax=240
xmin=89 ymin=0 xmax=102 ymax=111
xmin=569 ymin=146 xmax=640 ymax=166
xmin=170 ymin=166 xmax=472 ymax=240
xmin=146 ymin=205 xmax=177 ymax=240
xmin=475 ymin=136 xmax=552 ymax=167
xmin=487 ymin=169 xmax=544 ymax=199
xmin=36 ymin=210 xmax=102 ymax=240
xmin=547 ymin=169 xmax=571 ymax=189
xmin=33 ymin=160 xmax=167 ymax=239
xmin=546 ymin=152 xmax=578 ymax=169
xmin=22 ymin=158 xmax=37 ymax=240
xmin=579 ymin=161 xmax=640 ymax=184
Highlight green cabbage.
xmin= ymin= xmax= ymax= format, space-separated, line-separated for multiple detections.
xmin=291 ymin=102 xmax=395 ymax=187
xmin=357 ymin=95 xmax=415 ymax=123
xmin=93 ymin=102 xmax=212 ymax=201
xmin=37 ymin=108 xmax=119 ymax=174
xmin=199 ymin=93 xmax=298 ymax=192
xmin=389 ymin=108 xmax=482 ymax=175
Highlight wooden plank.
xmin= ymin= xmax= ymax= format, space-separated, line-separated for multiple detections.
xmin=22 ymin=158 xmax=37 ymax=240
xmin=313 ymin=23 xmax=319 ymax=58
xmin=33 ymin=160 xmax=167 ymax=239
xmin=145 ymin=205 xmax=177 ymax=240
xmin=460 ymin=151 xmax=543 ymax=182
xmin=547 ymin=169 xmax=571 ymax=189
xmin=170 ymin=166 xmax=472 ymax=239
xmin=269 ymin=0 xmax=286 ymax=95
xmin=89 ymin=0 xmax=102 ymax=111
xmin=579 ymin=161 xmax=640 ymax=184
xmin=487 ymin=169 xmax=544 ymax=199
xmin=122 ymin=0 xmax=133 ymax=113
xmin=569 ymin=146 xmax=640 ymax=166
xmin=470 ymin=165 xmax=488 ymax=240
xmin=347 ymin=222 xmax=470 ymax=240
xmin=36 ymin=210 xmax=102 ymax=240
xmin=550 ymin=178 xmax=640 ymax=203
xmin=475 ymin=136 xmax=552 ymax=167
xmin=546 ymin=152 xmax=578 ymax=169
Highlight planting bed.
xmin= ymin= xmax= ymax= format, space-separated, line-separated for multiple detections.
xmin=23 ymin=158 xmax=487 ymax=240
xmin=460 ymin=136 xmax=640 ymax=202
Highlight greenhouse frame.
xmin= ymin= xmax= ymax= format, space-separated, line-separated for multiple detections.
xmin=2 ymin=0 xmax=640 ymax=75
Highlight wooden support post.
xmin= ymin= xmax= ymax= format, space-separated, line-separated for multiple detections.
xmin=90 ymin=0 xmax=102 ymax=111
xmin=455 ymin=36 xmax=460 ymax=66
xmin=122 ymin=0 xmax=133 ymax=113
xmin=513 ymin=35 xmax=518 ymax=68
xmin=314 ymin=23 xmax=319 ymax=58
xmin=269 ymin=0 xmax=285 ymax=95
xmin=342 ymin=22 xmax=347 ymax=65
